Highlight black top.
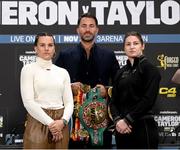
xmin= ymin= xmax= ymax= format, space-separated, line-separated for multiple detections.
xmin=55 ymin=43 xmax=120 ymax=87
xmin=110 ymin=55 xmax=161 ymax=125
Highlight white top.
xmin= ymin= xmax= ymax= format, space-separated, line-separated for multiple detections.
xmin=20 ymin=57 xmax=74 ymax=125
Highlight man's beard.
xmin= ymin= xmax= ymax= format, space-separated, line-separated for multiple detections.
xmin=81 ymin=34 xmax=95 ymax=42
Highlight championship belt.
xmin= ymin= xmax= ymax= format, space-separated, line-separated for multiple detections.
xmin=71 ymin=85 xmax=90 ymax=142
xmin=78 ymin=87 xmax=108 ymax=146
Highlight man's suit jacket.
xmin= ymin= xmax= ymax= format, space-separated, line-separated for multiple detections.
xmin=55 ymin=43 xmax=119 ymax=87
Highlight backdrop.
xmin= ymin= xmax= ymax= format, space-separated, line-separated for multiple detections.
xmin=0 ymin=0 xmax=180 ymax=145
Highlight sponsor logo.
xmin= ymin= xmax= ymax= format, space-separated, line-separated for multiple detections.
xmin=157 ymin=54 xmax=179 ymax=70
xmin=159 ymin=87 xmax=177 ymax=98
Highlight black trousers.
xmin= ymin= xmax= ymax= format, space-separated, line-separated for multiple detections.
xmin=115 ymin=117 xmax=159 ymax=149
xmin=68 ymin=129 xmax=112 ymax=149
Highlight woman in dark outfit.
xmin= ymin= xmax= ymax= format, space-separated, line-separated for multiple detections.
xmin=109 ymin=31 xmax=161 ymax=149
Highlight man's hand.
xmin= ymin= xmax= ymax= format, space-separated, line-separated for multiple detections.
xmin=96 ymin=84 xmax=107 ymax=98
xmin=71 ymin=82 xmax=83 ymax=96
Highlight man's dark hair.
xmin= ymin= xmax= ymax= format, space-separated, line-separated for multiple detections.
xmin=77 ymin=13 xmax=98 ymax=26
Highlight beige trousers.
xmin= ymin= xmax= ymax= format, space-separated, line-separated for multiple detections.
xmin=23 ymin=108 xmax=69 ymax=149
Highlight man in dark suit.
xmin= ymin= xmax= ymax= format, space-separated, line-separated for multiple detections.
xmin=55 ymin=13 xmax=119 ymax=149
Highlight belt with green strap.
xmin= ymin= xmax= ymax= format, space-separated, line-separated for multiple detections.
xmin=79 ymin=87 xmax=108 ymax=146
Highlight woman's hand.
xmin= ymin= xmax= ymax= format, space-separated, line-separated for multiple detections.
xmin=116 ymin=119 xmax=132 ymax=134
xmin=48 ymin=119 xmax=64 ymax=142
xmin=51 ymin=130 xmax=63 ymax=142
